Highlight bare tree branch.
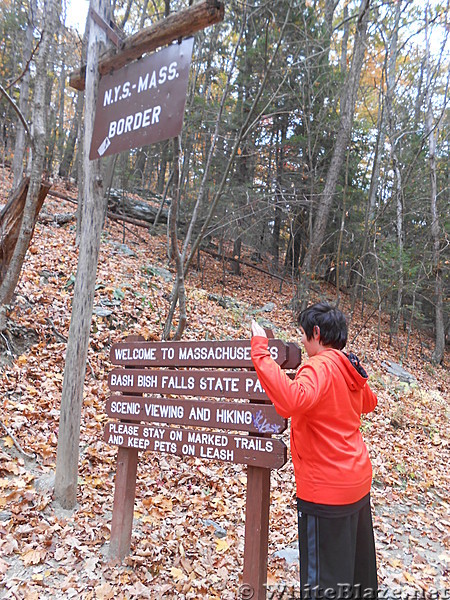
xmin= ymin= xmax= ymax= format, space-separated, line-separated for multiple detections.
xmin=0 ymin=84 xmax=34 ymax=150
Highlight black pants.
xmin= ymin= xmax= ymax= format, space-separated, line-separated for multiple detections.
xmin=297 ymin=499 xmax=378 ymax=599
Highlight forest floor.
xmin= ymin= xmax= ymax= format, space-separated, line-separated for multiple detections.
xmin=0 ymin=167 xmax=448 ymax=599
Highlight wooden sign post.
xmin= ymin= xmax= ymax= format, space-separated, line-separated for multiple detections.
xmin=105 ymin=337 xmax=301 ymax=598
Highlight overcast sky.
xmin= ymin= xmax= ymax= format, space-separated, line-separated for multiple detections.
xmin=65 ymin=0 xmax=89 ymax=33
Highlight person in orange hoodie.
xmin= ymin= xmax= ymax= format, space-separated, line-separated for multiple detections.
xmin=251 ymin=303 xmax=378 ymax=599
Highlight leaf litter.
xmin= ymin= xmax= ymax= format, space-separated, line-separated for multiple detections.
xmin=0 ymin=167 xmax=448 ymax=598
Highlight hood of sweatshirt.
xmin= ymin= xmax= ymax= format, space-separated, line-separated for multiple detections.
xmin=324 ymin=349 xmax=369 ymax=392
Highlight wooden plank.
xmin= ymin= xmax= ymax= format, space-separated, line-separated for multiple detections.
xmin=106 ymin=396 xmax=287 ymax=434
xmin=104 ymin=422 xmax=287 ymax=469
xmin=243 ymin=466 xmax=271 ymax=599
xmin=284 ymin=342 xmax=302 ymax=370
xmin=69 ymin=0 xmax=225 ymax=91
xmin=110 ymin=339 xmax=290 ymax=368
xmin=109 ymin=334 xmax=142 ymax=560
xmin=109 ymin=445 xmax=138 ymax=559
xmin=108 ymin=368 xmax=268 ymax=400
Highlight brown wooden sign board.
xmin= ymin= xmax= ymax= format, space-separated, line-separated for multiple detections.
xmin=89 ymin=38 xmax=194 ymax=159
xmin=105 ymin=335 xmax=301 ymax=600
xmin=108 ymin=368 xmax=269 ymax=400
xmin=110 ymin=338 xmax=300 ymax=369
xmin=104 ymin=422 xmax=287 ymax=469
xmin=106 ymin=396 xmax=287 ymax=434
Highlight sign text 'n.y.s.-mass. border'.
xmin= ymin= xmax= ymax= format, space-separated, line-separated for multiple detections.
xmin=90 ymin=38 xmax=194 ymax=159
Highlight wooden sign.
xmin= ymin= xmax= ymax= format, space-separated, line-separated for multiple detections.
xmin=104 ymin=422 xmax=287 ymax=469
xmin=89 ymin=38 xmax=194 ymax=159
xmin=108 ymin=368 xmax=268 ymax=399
xmin=110 ymin=338 xmax=300 ymax=368
xmin=106 ymin=396 xmax=287 ymax=434
xmin=105 ymin=335 xmax=301 ymax=600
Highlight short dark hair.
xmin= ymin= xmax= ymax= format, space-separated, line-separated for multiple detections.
xmin=297 ymin=302 xmax=347 ymax=350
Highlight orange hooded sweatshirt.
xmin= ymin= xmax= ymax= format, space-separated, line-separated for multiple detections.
xmin=251 ymin=336 xmax=377 ymax=505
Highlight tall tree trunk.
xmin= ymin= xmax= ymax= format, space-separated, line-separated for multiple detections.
xmin=424 ymin=8 xmax=446 ymax=364
xmin=351 ymin=92 xmax=384 ymax=313
xmin=0 ymin=0 xmax=60 ymax=330
xmin=55 ymin=58 xmax=66 ymax=174
xmin=12 ymin=0 xmax=37 ymax=188
xmin=385 ymin=0 xmax=404 ymax=337
xmin=119 ymin=0 xmax=133 ymax=29
xmin=54 ymin=0 xmax=112 ymax=509
xmin=43 ymin=27 xmax=59 ymax=174
xmin=272 ymin=116 xmax=286 ymax=272
xmin=139 ymin=0 xmax=150 ymax=28
xmin=59 ymin=90 xmax=83 ymax=178
xmin=299 ymin=0 xmax=371 ymax=309
xmin=74 ymin=12 xmax=90 ymax=244
xmin=163 ymin=137 xmax=187 ymax=341
xmin=340 ymin=0 xmax=349 ymax=75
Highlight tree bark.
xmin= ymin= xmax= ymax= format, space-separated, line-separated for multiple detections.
xmin=59 ymin=90 xmax=83 ymax=178
xmin=425 ymin=8 xmax=446 ymax=364
xmin=0 ymin=0 xmax=59 ymax=329
xmin=163 ymin=137 xmax=187 ymax=341
xmin=54 ymin=0 xmax=112 ymax=509
xmin=12 ymin=0 xmax=37 ymax=189
xmin=0 ymin=178 xmax=51 ymax=284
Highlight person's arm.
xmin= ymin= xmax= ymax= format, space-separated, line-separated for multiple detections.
xmin=250 ymin=322 xmax=321 ymax=417
xmin=361 ymin=384 xmax=377 ymax=414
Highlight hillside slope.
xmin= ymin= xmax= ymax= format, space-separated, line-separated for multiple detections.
xmin=0 ymin=172 xmax=448 ymax=598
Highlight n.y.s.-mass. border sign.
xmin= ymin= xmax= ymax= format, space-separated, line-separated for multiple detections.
xmin=89 ymin=37 xmax=194 ymax=159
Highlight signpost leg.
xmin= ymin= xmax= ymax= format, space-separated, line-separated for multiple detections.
xmin=109 ymin=446 xmax=138 ymax=559
xmin=242 ymin=465 xmax=271 ymax=599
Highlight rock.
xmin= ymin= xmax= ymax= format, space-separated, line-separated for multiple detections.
xmin=381 ymin=361 xmax=417 ymax=384
xmin=146 ymin=265 xmax=173 ymax=283
xmin=257 ymin=302 xmax=276 ymax=312
xmin=93 ymin=307 xmax=113 ymax=317
xmin=202 ymin=519 xmax=227 ymax=538
xmin=34 ymin=472 xmax=55 ymax=492
xmin=207 ymin=294 xmax=241 ymax=310
xmin=274 ymin=545 xmax=299 ymax=565
xmin=111 ymin=242 xmax=137 ymax=257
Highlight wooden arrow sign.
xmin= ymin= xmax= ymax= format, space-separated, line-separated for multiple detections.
xmin=104 ymin=421 xmax=287 ymax=469
xmin=108 ymin=368 xmax=268 ymax=400
xmin=106 ymin=395 xmax=287 ymax=434
xmin=109 ymin=338 xmax=297 ymax=368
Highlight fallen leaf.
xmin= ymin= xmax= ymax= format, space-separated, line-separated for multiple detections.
xmin=170 ymin=566 xmax=185 ymax=582
xmin=216 ymin=538 xmax=229 ymax=553
xmin=22 ymin=548 xmax=46 ymax=566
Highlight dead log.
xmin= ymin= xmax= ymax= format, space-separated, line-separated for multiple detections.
xmin=38 ymin=211 xmax=75 ymax=225
xmin=48 ymin=188 xmax=169 ymax=225
xmin=0 ymin=177 xmax=51 ymax=282
xmin=108 ymin=190 xmax=169 ymax=224
xmin=69 ymin=0 xmax=225 ymax=91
